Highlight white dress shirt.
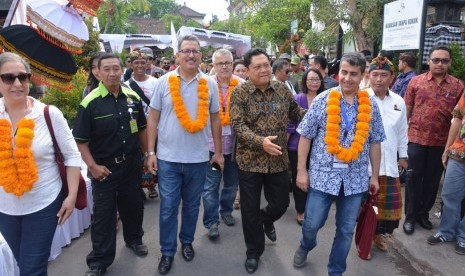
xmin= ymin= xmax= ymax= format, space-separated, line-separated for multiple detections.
xmin=0 ymin=97 xmax=82 ymax=215
xmin=368 ymin=89 xmax=408 ymax=177
xmin=272 ymin=76 xmax=296 ymax=95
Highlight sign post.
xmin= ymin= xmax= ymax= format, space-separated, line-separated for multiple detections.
xmin=382 ymin=0 xmax=425 ymax=51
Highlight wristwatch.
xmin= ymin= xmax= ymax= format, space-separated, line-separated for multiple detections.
xmin=144 ymin=151 xmax=156 ymax=157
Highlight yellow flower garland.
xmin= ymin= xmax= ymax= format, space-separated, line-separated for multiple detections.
xmin=323 ymin=89 xmax=371 ymax=163
xmin=0 ymin=118 xmax=38 ymax=196
xmin=169 ymin=75 xmax=209 ymax=133
xmin=217 ymin=78 xmax=239 ymax=126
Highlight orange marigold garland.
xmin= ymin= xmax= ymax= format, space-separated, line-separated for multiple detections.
xmin=0 ymin=118 xmax=38 ymax=196
xmin=169 ymin=75 xmax=209 ymax=133
xmin=323 ymin=89 xmax=371 ymax=163
xmin=217 ymin=78 xmax=239 ymax=126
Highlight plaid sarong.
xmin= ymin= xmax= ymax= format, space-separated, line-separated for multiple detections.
xmin=377 ymin=176 xmax=402 ymax=221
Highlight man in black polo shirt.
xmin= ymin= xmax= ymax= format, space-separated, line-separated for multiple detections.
xmin=73 ymin=53 xmax=149 ymax=276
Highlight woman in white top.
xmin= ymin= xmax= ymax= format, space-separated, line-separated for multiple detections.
xmin=0 ymin=52 xmax=81 ymax=275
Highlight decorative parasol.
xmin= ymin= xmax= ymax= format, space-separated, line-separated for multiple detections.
xmin=26 ymin=0 xmax=89 ymax=54
xmin=0 ymin=25 xmax=77 ymax=90
xmin=69 ymin=0 xmax=103 ymax=17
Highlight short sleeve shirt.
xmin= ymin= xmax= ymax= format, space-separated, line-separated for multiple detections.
xmin=404 ymin=72 xmax=464 ymax=146
xmin=73 ymin=82 xmax=147 ymax=159
xmin=297 ymin=88 xmax=386 ymax=196
xmin=149 ymin=69 xmax=220 ymax=163
xmin=448 ymin=93 xmax=465 ymax=161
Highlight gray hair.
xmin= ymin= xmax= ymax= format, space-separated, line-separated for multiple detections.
xmin=177 ymin=35 xmax=201 ymax=51
xmin=212 ymin=48 xmax=233 ymax=63
xmin=0 ymin=52 xmax=31 ymax=73
xmin=340 ymin=52 xmax=366 ymax=74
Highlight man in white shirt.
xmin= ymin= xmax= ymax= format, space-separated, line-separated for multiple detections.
xmin=368 ymin=56 xmax=408 ymax=253
xmin=272 ymin=59 xmax=296 ymax=95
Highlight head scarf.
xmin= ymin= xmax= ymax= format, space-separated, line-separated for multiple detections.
xmin=369 ymin=56 xmax=394 ymax=74
xmin=128 ymin=50 xmax=148 ymax=62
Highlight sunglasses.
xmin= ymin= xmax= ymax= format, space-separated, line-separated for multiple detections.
xmin=430 ymin=58 xmax=450 ymax=65
xmin=0 ymin=73 xmax=31 ymax=85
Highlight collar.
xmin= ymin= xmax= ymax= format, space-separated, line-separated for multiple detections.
xmin=173 ymin=68 xmax=205 ymax=82
xmin=247 ymin=80 xmax=278 ymax=94
xmin=97 ymin=82 xmax=126 ymax=98
xmin=426 ymin=71 xmax=452 ymax=83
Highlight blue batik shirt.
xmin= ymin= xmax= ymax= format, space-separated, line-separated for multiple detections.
xmin=297 ymin=87 xmax=386 ymax=196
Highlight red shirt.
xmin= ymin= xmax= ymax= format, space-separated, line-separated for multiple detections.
xmin=404 ymin=72 xmax=464 ymax=146
xmin=448 ymin=94 xmax=465 ymax=161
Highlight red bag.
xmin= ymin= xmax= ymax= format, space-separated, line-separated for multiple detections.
xmin=44 ymin=106 xmax=87 ymax=210
xmin=355 ymin=194 xmax=378 ymax=260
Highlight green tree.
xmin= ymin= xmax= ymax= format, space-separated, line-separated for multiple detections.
xmin=450 ymin=43 xmax=465 ymax=82
xmin=98 ymin=0 xmax=150 ymax=33
xmin=148 ymin=0 xmax=179 ymax=18
xmin=73 ymin=19 xmax=101 ymax=70
xmin=309 ymin=0 xmax=391 ymax=52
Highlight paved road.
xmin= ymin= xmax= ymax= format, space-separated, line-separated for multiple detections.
xmin=48 ymin=192 xmax=420 ymax=276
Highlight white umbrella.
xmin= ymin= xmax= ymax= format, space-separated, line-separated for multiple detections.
xmin=26 ymin=0 xmax=89 ymax=54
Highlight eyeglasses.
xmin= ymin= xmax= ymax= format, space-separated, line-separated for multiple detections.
xmin=306 ymin=78 xmax=321 ymax=83
xmin=430 ymin=58 xmax=450 ymax=65
xmin=215 ymin=61 xmax=232 ymax=68
xmin=179 ymin=49 xmax=201 ymax=55
xmin=163 ymin=62 xmax=170 ymax=65
xmin=0 ymin=73 xmax=31 ymax=85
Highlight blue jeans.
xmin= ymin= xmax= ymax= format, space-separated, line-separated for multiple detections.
xmin=300 ymin=187 xmax=363 ymax=276
xmin=439 ymin=158 xmax=465 ymax=242
xmin=0 ymin=193 xmax=62 ymax=276
xmin=157 ymin=159 xmax=209 ymax=256
xmin=202 ymin=152 xmax=239 ymax=228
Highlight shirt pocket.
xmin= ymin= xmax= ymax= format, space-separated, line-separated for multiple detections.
xmin=92 ymin=114 xmax=116 ymax=136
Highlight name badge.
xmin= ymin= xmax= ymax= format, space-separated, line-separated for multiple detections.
xmin=222 ymin=125 xmax=232 ymax=136
xmin=130 ymin=119 xmax=138 ymax=133
xmin=333 ymin=155 xmax=348 ymax=169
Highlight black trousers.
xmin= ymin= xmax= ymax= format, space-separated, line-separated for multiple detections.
xmin=239 ymin=170 xmax=289 ymax=259
xmin=87 ymin=154 xmax=145 ymax=269
xmin=405 ymin=143 xmax=444 ymax=222
xmin=288 ymin=150 xmax=309 ymax=214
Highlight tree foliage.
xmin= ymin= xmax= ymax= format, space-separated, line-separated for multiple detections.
xmin=215 ymin=0 xmax=391 ymax=54
xmin=147 ymin=0 xmax=179 ymax=18
xmin=308 ymin=0 xmax=391 ymax=52
xmin=98 ymin=0 xmax=150 ymax=33
xmin=73 ymin=19 xmax=101 ymax=70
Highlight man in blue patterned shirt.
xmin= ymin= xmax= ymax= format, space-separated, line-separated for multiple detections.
xmin=292 ymin=53 xmax=386 ymax=275
xmin=391 ymin=52 xmax=417 ymax=97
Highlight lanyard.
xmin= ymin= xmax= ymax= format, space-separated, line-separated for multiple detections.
xmin=340 ymin=99 xmax=356 ymax=137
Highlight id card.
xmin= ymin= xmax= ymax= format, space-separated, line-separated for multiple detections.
xmin=130 ymin=119 xmax=138 ymax=133
xmin=222 ymin=125 xmax=232 ymax=136
xmin=333 ymin=156 xmax=348 ymax=169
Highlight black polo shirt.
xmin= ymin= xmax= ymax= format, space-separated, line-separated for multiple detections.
xmin=73 ymin=82 xmax=147 ymax=160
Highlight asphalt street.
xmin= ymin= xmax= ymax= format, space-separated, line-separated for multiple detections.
xmin=48 ymin=191 xmax=420 ymax=276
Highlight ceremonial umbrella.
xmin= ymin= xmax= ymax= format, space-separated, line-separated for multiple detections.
xmin=69 ymin=0 xmax=103 ymax=17
xmin=0 ymin=25 xmax=77 ymax=90
xmin=26 ymin=0 xmax=89 ymax=54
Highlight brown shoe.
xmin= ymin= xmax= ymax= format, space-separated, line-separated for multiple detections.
xmin=374 ymin=234 xmax=388 ymax=251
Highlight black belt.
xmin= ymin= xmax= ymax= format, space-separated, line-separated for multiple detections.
xmin=98 ymin=153 xmax=132 ymax=165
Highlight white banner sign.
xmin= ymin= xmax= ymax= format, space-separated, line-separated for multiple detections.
xmin=382 ymin=0 xmax=424 ymax=51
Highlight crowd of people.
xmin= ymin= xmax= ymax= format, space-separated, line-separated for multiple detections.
xmin=0 ymin=35 xmax=464 ymax=276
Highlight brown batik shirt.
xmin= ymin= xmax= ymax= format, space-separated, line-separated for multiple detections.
xmin=230 ymin=80 xmax=306 ymax=173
